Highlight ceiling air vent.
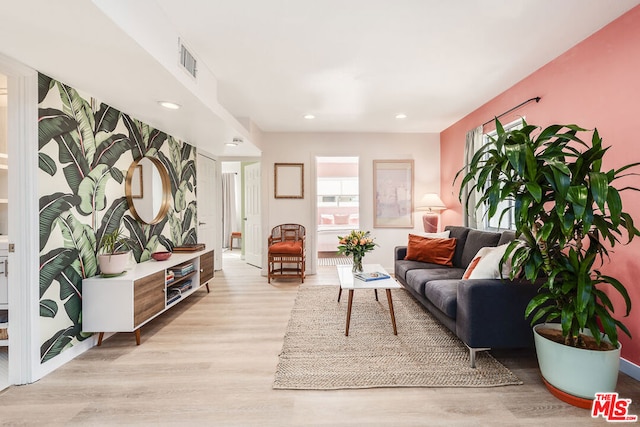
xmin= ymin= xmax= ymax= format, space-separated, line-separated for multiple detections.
xmin=179 ymin=39 xmax=197 ymax=79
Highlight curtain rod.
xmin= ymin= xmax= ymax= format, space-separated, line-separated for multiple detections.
xmin=482 ymin=96 xmax=541 ymax=127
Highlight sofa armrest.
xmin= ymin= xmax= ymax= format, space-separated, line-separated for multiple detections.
xmin=455 ymin=279 xmax=541 ymax=349
xmin=394 ymin=246 xmax=407 ymax=261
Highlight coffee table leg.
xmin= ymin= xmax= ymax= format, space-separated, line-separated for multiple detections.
xmin=374 ymin=289 xmax=378 ymax=301
xmin=345 ymin=289 xmax=354 ymax=336
xmin=338 ymin=287 xmax=342 ymax=302
xmin=386 ymin=289 xmax=398 ymax=335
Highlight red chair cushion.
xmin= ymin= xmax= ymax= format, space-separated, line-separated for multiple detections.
xmin=269 ymin=241 xmax=303 ymax=255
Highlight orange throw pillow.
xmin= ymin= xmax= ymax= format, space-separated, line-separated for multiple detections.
xmin=404 ymin=234 xmax=456 ymax=266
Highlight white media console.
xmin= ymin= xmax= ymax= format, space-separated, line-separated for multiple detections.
xmin=82 ymin=249 xmax=214 ymax=345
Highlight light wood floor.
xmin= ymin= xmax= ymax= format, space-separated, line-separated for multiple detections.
xmin=0 ymin=254 xmax=638 ymax=426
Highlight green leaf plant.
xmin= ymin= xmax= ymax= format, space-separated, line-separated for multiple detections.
xmin=97 ymin=227 xmax=132 ymax=256
xmin=456 ymin=118 xmax=640 ymax=349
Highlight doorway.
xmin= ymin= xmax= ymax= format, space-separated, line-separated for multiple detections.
xmin=316 ymin=156 xmax=359 ymax=261
xmin=221 ymin=161 xmax=242 ymax=264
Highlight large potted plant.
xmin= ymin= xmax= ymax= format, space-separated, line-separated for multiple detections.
xmin=457 ymin=119 xmax=639 ymax=406
xmin=97 ymin=227 xmax=133 ymax=275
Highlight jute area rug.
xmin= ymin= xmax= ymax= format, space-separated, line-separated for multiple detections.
xmin=273 ymin=285 xmax=522 ymax=390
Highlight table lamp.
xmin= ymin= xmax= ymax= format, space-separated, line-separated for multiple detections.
xmin=416 ymin=193 xmax=446 ymax=233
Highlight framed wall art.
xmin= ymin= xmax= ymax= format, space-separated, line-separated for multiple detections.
xmin=274 ymin=163 xmax=304 ymax=199
xmin=373 ymin=159 xmax=414 ymax=228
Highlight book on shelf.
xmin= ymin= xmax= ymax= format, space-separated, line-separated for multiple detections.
xmin=169 ymin=280 xmax=193 ymax=293
xmin=169 ymin=263 xmax=195 ymax=277
xmin=166 ymin=294 xmax=181 ymax=304
xmin=166 ymin=288 xmax=182 ymax=304
xmin=354 ymin=271 xmax=391 ymax=282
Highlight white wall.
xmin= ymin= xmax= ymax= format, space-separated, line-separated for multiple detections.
xmin=261 ymin=132 xmax=440 ymax=273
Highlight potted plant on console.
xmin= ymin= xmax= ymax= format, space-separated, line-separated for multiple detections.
xmin=97 ymin=227 xmax=132 ymax=275
xmin=458 ymin=119 xmax=640 ymax=407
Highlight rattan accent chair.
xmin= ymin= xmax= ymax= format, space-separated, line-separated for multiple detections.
xmin=268 ymin=224 xmax=306 ymax=284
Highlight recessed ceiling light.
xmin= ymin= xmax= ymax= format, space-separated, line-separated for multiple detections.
xmin=158 ymin=101 xmax=181 ymax=110
xmin=226 ymin=137 xmax=243 ymax=147
xmin=395 ymin=113 xmax=407 ymax=119
xmin=304 ymin=114 xmax=315 ymax=120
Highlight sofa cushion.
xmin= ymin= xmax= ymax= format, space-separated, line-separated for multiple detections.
xmin=395 ymin=260 xmax=447 ymax=283
xmin=444 ymin=226 xmax=470 ymax=268
xmin=404 ymin=267 xmax=465 ymax=296
xmin=460 ymin=229 xmax=501 ymax=267
xmin=424 ymin=280 xmax=460 ymax=319
xmin=405 ymin=234 xmax=456 ymax=266
xmin=268 ymin=240 xmax=303 ymax=254
xmin=498 ymin=230 xmax=516 ymax=246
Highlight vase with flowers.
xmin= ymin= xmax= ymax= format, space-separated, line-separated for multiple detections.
xmin=337 ymin=230 xmax=377 ymax=273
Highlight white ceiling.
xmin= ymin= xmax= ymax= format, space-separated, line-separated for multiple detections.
xmin=0 ymin=0 xmax=638 ymax=155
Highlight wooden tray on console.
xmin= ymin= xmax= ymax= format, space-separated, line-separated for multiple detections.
xmin=172 ymin=243 xmax=206 ymax=252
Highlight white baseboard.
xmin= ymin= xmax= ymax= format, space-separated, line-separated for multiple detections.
xmin=620 ymin=357 xmax=640 ymax=381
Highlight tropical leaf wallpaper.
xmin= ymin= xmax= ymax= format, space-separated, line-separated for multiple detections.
xmin=38 ymin=74 xmax=197 ymax=363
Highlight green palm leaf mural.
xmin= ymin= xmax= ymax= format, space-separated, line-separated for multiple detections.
xmin=38 ymin=74 xmax=198 ymax=364
xmin=40 ymin=248 xmax=78 ymax=298
xmin=122 ymin=114 xmax=145 ymax=159
xmin=91 ymin=134 xmax=131 ymax=170
xmin=95 ymin=197 xmax=129 ymax=250
xmin=39 ymin=153 xmax=57 ymax=176
xmin=181 ymin=159 xmax=196 ymax=192
xmin=56 ymin=214 xmax=97 ymax=279
xmin=38 ymin=108 xmax=76 ymax=149
xmin=77 ymin=164 xmax=115 ymax=216
xmin=94 ymin=104 xmax=121 ymax=134
xmin=122 ymin=215 xmax=148 ymax=262
xmin=41 ymin=325 xmax=80 ymax=363
xmin=56 ymin=82 xmax=96 ymax=166
xmin=55 ymin=132 xmax=90 ymax=196
xmin=40 ymin=299 xmax=58 ymax=318
xmin=39 ymin=192 xmax=81 ymax=251
xmin=38 ymin=73 xmax=53 ymax=103
xmin=157 ymin=150 xmax=179 ymax=196
xmin=145 ymin=128 xmax=168 ymax=157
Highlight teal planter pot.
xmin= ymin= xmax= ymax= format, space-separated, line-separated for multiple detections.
xmin=534 ymin=323 xmax=620 ymax=403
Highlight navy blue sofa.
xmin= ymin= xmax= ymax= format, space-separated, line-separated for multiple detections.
xmin=394 ymin=225 xmax=541 ymax=367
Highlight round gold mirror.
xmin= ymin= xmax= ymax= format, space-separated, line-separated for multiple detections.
xmin=125 ymin=157 xmax=171 ymax=225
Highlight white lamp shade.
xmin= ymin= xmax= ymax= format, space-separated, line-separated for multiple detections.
xmin=417 ymin=193 xmax=446 ymax=211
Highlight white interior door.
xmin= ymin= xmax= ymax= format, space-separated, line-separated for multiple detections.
xmin=244 ymin=162 xmax=261 ymax=268
xmin=197 ymin=153 xmax=221 ymax=269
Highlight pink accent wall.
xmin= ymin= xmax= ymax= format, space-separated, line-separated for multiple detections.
xmin=440 ymin=6 xmax=640 ymax=365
